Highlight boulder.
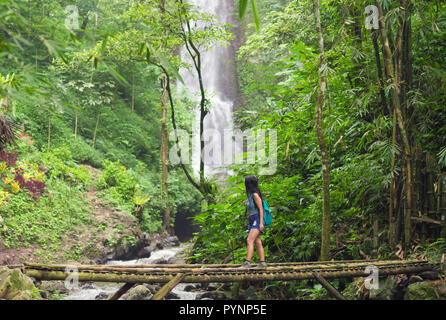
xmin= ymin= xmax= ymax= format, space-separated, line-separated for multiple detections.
xmin=137 ymin=246 xmax=156 ymax=259
xmin=95 ymin=292 xmax=109 ymax=300
xmin=161 ymin=236 xmax=180 ymax=248
xmin=125 ymin=285 xmax=153 ymax=300
xmin=39 ymin=281 xmax=69 ymax=295
xmin=404 ymin=281 xmax=438 ymax=300
xmin=0 ymin=267 xmax=40 ymax=300
xmin=418 ymin=270 xmax=440 ymax=280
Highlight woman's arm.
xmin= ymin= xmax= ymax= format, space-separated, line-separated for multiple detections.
xmin=253 ymin=193 xmax=264 ymax=227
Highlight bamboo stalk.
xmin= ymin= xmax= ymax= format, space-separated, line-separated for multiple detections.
xmin=23 ymin=259 xmax=384 ymax=270
xmin=312 ymin=272 xmax=346 ymax=300
xmin=107 ymin=283 xmax=134 ymax=300
xmin=24 ymin=260 xmax=427 ymax=275
xmin=23 ymin=264 xmax=435 ymax=284
xmin=151 ymin=274 xmax=185 ymax=300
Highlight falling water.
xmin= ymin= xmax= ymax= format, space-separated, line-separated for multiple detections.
xmin=179 ymin=0 xmax=242 ymax=178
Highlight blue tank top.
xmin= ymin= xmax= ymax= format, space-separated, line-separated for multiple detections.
xmin=246 ymin=193 xmax=259 ymax=214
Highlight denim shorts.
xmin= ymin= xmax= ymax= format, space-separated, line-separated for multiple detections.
xmin=248 ymin=213 xmax=265 ymax=234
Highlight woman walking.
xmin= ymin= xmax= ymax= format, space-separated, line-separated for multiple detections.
xmin=240 ymin=175 xmax=267 ymax=268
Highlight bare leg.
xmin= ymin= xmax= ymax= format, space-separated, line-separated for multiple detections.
xmin=246 ymin=228 xmax=260 ymax=261
xmin=254 ymin=235 xmax=265 ymax=261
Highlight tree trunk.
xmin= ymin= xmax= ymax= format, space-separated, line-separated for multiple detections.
xmin=441 ymin=172 xmax=446 ymax=238
xmin=74 ymin=110 xmax=78 ymax=140
xmin=131 ymin=68 xmax=135 ymax=112
xmin=161 ymin=76 xmax=171 ymax=234
xmin=314 ymin=0 xmax=331 ymax=261
xmin=47 ymin=115 xmax=51 ymax=151
xmin=376 ymin=1 xmax=413 ymax=251
xmin=92 ymin=113 xmax=100 ymax=149
xmin=371 ymin=30 xmax=387 ymax=113
xmin=388 ymin=109 xmax=397 ymax=247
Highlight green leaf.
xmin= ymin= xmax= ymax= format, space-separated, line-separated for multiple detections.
xmin=239 ymin=0 xmax=248 ymax=18
xmin=251 ymin=0 xmax=260 ymax=32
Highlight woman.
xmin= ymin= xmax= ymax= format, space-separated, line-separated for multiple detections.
xmin=240 ymin=175 xmax=267 ymax=268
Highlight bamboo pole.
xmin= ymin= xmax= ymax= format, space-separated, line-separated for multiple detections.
xmin=23 ymin=260 xmax=427 ymax=275
xmin=151 ymin=274 xmax=185 ymax=300
xmin=107 ymin=283 xmax=134 ymax=300
xmin=312 ymin=272 xmax=346 ymax=300
xmin=23 ymin=264 xmax=435 ymax=284
xmin=21 ymin=259 xmax=388 ymax=270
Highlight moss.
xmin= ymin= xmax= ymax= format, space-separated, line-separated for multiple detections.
xmin=404 ymin=282 xmax=438 ymax=300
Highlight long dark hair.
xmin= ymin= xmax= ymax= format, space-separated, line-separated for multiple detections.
xmin=245 ymin=175 xmax=262 ymax=199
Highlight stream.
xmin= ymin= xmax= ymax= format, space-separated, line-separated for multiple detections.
xmin=64 ymin=244 xmax=207 ymax=300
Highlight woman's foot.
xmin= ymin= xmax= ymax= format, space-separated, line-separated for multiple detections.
xmin=239 ymin=260 xmax=253 ymax=268
xmin=255 ymin=261 xmax=267 ymax=268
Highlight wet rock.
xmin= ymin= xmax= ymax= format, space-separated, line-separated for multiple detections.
xmin=0 ymin=267 xmax=40 ymax=300
xmin=184 ymin=285 xmax=195 ymax=292
xmin=165 ymin=291 xmax=180 ymax=300
xmin=126 ymin=285 xmax=153 ymax=300
xmin=196 ymin=291 xmax=226 ymax=300
xmin=152 ymin=258 xmax=169 ymax=265
xmin=81 ymin=283 xmax=96 ymax=290
xmin=95 ymin=292 xmax=109 ymax=300
xmin=197 ymin=292 xmax=214 ymax=300
xmin=137 ymin=246 xmax=155 ymax=259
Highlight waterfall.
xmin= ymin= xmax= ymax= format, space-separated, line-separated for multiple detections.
xmin=179 ymin=0 xmax=242 ymax=178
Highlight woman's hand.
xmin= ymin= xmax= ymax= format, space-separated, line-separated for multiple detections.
xmin=259 ymin=222 xmax=264 ymax=232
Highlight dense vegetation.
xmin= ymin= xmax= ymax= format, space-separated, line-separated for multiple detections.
xmin=0 ymin=0 xmax=445 ymax=300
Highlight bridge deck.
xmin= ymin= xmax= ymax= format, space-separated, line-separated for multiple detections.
xmin=22 ymin=260 xmax=442 ymax=284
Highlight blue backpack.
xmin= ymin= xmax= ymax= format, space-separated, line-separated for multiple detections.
xmin=248 ymin=194 xmax=273 ymax=226
xmin=262 ymin=199 xmax=273 ymax=226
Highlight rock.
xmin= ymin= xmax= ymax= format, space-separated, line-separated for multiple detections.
xmin=143 ymin=284 xmax=159 ymax=294
xmin=152 ymin=258 xmax=169 ymax=265
xmin=39 ymin=281 xmax=69 ymax=295
xmin=197 ymin=291 xmax=226 ymax=300
xmin=404 ymin=281 xmax=438 ymax=300
xmin=165 ymin=291 xmax=180 ymax=300
xmin=126 ymin=285 xmax=153 ymax=300
xmin=161 ymin=236 xmax=180 ymax=248
xmin=81 ymin=282 xmax=96 ymax=290
xmin=184 ymin=285 xmax=195 ymax=292
xmin=0 ymin=267 xmax=40 ymax=300
xmin=418 ymin=270 xmax=440 ymax=280
xmin=197 ymin=292 xmax=214 ymax=300
xmin=95 ymin=292 xmax=109 ymax=300
xmin=137 ymin=246 xmax=155 ymax=258
xmin=408 ymin=275 xmax=424 ymax=284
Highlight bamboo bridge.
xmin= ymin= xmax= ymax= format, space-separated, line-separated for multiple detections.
xmin=20 ymin=259 xmax=443 ymax=300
